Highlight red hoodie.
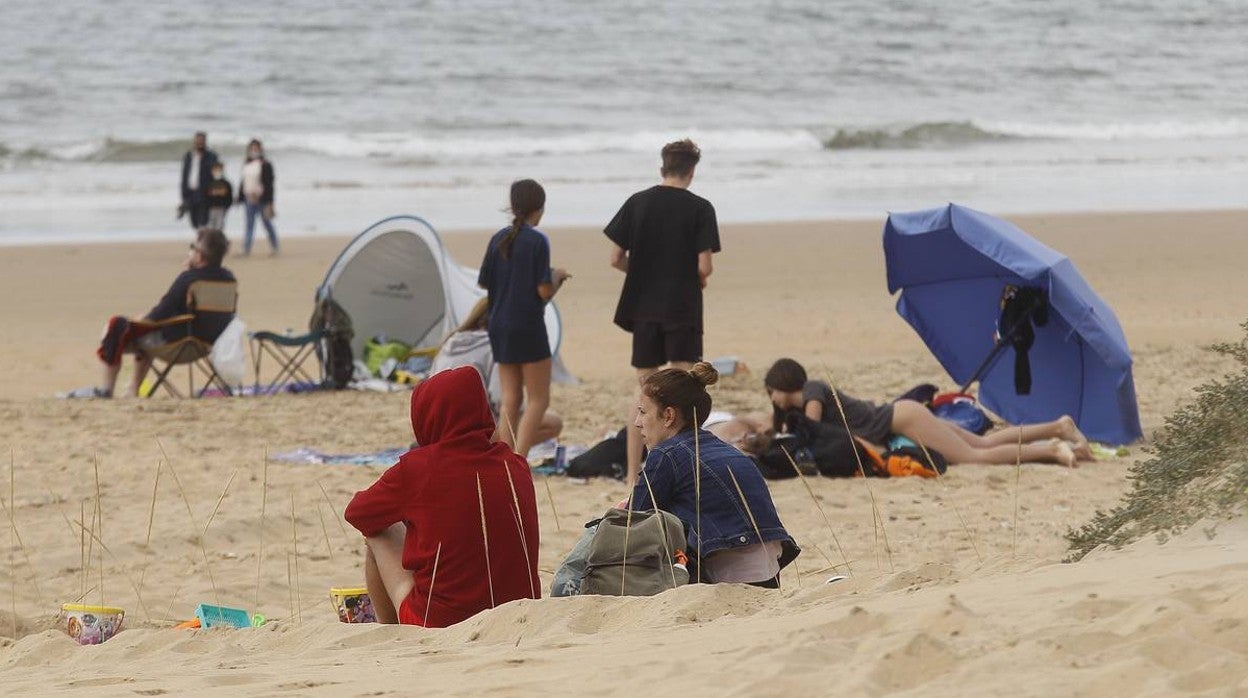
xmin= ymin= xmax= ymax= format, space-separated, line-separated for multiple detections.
xmin=344 ymin=366 xmax=541 ymax=627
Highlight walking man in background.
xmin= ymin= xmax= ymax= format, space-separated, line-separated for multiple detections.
xmin=604 ymin=138 xmax=721 ymax=486
xmin=179 ymin=131 xmax=218 ymax=229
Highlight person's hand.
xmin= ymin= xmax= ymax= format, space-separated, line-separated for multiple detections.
xmin=176 ymin=203 xmax=187 ymax=220
xmin=553 ymin=268 xmax=571 ymax=285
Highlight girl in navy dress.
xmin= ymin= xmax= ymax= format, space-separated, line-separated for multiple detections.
xmin=478 ymin=180 xmax=570 ymax=458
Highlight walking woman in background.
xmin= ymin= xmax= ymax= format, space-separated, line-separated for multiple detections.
xmin=478 ymin=179 xmax=570 ymax=459
xmin=238 ymin=138 xmax=279 ymax=256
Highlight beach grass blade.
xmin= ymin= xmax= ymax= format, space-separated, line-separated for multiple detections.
xmin=503 ymin=467 xmax=537 ymax=599
xmin=425 ymin=542 xmax=442 ymax=626
xmin=821 ymin=366 xmax=894 ymax=572
xmin=475 ymin=473 xmax=495 ymax=608
xmin=641 ymin=471 xmax=679 ymax=589
xmin=780 ymin=444 xmax=852 ymax=577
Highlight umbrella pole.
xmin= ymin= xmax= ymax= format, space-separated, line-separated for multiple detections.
xmin=958 ymin=340 xmax=1010 ymax=394
xmin=958 ymin=295 xmax=1042 ymax=394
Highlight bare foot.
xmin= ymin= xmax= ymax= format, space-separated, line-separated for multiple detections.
xmin=1053 ymin=439 xmax=1078 ymax=468
xmin=1058 ymin=415 xmax=1094 ymax=461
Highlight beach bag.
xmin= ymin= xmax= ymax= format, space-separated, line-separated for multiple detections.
xmin=323 ymin=333 xmax=353 ymax=389
xmin=580 ymin=508 xmax=689 ymax=596
xmin=550 ymin=522 xmax=599 ymax=597
xmin=363 ymin=337 xmax=412 ymax=378
xmin=754 ymin=432 xmax=815 ymax=479
xmin=566 ymin=429 xmax=630 ymax=480
xmin=931 ymin=393 xmax=992 ymax=435
xmin=209 ymin=317 xmax=247 ymax=388
xmin=310 ymin=296 xmax=355 ymax=389
xmin=760 ymin=412 xmax=879 ymax=479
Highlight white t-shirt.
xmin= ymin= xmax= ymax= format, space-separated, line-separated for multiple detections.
xmin=187 ymin=152 xmax=202 ymax=191
xmin=242 ymin=159 xmax=265 ymax=202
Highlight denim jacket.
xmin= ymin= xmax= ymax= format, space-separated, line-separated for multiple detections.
xmin=631 ymin=429 xmax=798 ymax=568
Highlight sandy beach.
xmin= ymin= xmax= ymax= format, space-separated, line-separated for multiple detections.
xmin=2 ymin=209 xmax=1247 ymax=696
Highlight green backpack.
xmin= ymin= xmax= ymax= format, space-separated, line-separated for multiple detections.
xmin=580 ymin=508 xmax=689 ymax=596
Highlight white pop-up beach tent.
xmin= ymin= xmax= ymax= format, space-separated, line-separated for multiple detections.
xmin=317 ymin=214 xmax=575 ymax=384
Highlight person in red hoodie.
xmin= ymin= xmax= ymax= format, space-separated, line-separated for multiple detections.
xmin=344 ymin=366 xmax=541 ymax=626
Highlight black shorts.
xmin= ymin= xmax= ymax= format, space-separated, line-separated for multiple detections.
xmin=489 ymin=325 xmax=551 ymax=365
xmin=631 ymin=321 xmax=702 ymax=369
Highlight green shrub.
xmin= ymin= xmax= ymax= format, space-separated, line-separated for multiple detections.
xmin=1066 ymin=321 xmax=1248 ymax=560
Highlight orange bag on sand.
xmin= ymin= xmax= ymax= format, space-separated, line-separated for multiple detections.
xmin=885 ymin=454 xmax=939 ymax=478
xmin=853 ymin=437 xmax=887 ymax=477
xmin=853 ymin=437 xmax=945 ymax=478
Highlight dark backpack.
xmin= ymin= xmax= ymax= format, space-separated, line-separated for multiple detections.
xmin=756 ymin=411 xmax=878 ymax=479
xmin=310 ymin=296 xmax=354 ymax=390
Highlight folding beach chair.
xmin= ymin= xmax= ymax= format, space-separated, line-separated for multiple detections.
xmin=248 ymin=328 xmax=324 ymax=393
xmin=142 ymin=280 xmax=239 ymax=398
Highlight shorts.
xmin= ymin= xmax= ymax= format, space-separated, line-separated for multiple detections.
xmin=397 ymin=593 xmax=423 ymax=626
xmin=489 ymin=325 xmax=551 ymax=365
xmin=851 ymin=402 xmax=896 ymax=445
xmin=631 ymin=321 xmax=701 ymax=369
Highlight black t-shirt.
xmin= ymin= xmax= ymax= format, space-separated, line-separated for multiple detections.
xmin=205 ymin=177 xmax=233 ymax=208
xmin=604 ymin=185 xmax=720 ymax=332
xmin=146 ymin=265 xmax=237 ymax=342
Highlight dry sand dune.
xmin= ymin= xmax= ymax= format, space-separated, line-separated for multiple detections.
xmin=1 ymin=210 xmax=1247 ymax=696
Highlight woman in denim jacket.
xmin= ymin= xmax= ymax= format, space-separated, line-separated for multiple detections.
xmin=630 ymin=362 xmax=799 ymax=587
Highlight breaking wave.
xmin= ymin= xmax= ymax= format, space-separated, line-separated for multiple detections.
xmin=5 ymin=118 xmax=1246 ymax=166
xmin=822 ymin=121 xmax=1018 ymax=150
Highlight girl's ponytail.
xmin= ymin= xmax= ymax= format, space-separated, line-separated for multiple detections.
xmin=501 ymin=179 xmax=546 ymax=260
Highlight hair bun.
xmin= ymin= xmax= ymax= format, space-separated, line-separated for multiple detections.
xmin=689 ymin=361 xmax=719 ymax=387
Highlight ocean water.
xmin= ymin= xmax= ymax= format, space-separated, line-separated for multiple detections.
xmin=1 ymin=0 xmax=1245 ymax=243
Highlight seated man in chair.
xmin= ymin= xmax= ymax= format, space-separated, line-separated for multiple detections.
xmin=89 ymin=228 xmax=236 ymax=397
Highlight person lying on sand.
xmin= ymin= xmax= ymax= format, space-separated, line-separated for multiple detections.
xmin=344 ymin=366 xmax=541 ymax=627
xmin=763 ymin=358 xmax=1092 ymax=468
xmin=628 ymin=362 xmax=799 ymax=586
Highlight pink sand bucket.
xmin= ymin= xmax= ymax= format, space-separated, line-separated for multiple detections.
xmin=60 ymin=603 xmax=125 ymax=645
xmin=329 ymin=587 xmax=376 ymax=623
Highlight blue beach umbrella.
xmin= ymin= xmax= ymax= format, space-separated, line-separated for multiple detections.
xmin=883 ymin=204 xmax=1142 ymax=445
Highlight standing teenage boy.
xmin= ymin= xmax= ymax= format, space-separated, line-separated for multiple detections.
xmin=604 ymin=139 xmax=721 ymax=486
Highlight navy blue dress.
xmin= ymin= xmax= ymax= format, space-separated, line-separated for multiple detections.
xmin=478 ymin=224 xmax=553 ymax=364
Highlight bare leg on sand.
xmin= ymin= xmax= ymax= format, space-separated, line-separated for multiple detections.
xmin=892 ymin=401 xmax=1078 ymax=467
xmin=363 ymin=523 xmax=414 ymax=625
